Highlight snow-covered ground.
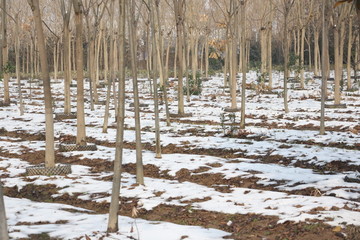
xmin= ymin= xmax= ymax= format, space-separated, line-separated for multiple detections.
xmin=0 ymin=70 xmax=359 ymax=239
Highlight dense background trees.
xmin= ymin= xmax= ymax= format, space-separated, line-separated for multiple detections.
xmin=0 ymin=0 xmax=357 ymax=90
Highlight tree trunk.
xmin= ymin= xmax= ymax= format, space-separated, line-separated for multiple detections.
xmin=314 ymin=30 xmax=320 ymax=76
xmin=63 ymin=8 xmax=72 ymax=115
xmin=173 ymin=0 xmax=185 ymax=115
xmin=0 ymin=182 xmax=9 ymax=240
xmin=15 ymin=15 xmax=24 ymax=116
xmin=320 ymin=0 xmax=328 ymax=135
xmin=28 ymin=0 xmax=55 ymax=167
xmin=334 ymin=26 xmax=341 ymax=105
xmin=89 ymin=39 xmax=98 ymax=105
xmin=240 ymin=0 xmax=246 ymax=129
xmin=283 ymin=2 xmax=293 ymax=114
xmin=73 ymin=0 xmax=87 ymax=146
xmin=260 ymin=27 xmax=267 ymax=76
xmin=102 ymin=0 xmax=115 ymax=133
xmin=2 ymin=0 xmax=9 ymax=105
xmin=347 ymin=17 xmax=353 ymax=89
xmin=53 ymin=40 xmax=59 ymax=80
xmin=107 ymin=0 xmax=126 ymax=232
xmin=300 ymin=27 xmax=305 ymax=89
xmin=150 ymin=0 xmax=162 ymax=159
xmin=229 ymin=0 xmax=238 ymax=110
xmin=129 ymin=0 xmax=144 ymax=185
xmin=155 ymin=3 xmax=170 ymax=127
xmin=205 ymin=34 xmax=209 ymax=78
xmin=267 ymin=2 xmax=273 ymax=89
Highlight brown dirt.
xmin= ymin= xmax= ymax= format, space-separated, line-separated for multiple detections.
xmin=3 ymin=184 xmax=352 ymax=240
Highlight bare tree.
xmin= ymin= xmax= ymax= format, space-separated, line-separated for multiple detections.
xmin=320 ymin=0 xmax=329 ymax=135
xmin=1 ymin=0 xmax=10 ymax=105
xmin=28 ymin=0 xmax=56 ymax=167
xmin=73 ymin=0 xmax=87 ymax=146
xmin=281 ymin=0 xmax=295 ymax=113
xmin=107 ymin=0 xmax=126 ymax=232
xmin=173 ymin=0 xmax=186 ymax=115
xmin=240 ymin=0 xmax=247 ymax=129
xmin=60 ymin=0 xmax=72 ymax=115
xmin=128 ymin=0 xmax=144 ymax=185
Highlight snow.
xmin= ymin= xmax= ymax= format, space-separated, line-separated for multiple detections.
xmin=0 ymin=71 xmax=359 ymax=239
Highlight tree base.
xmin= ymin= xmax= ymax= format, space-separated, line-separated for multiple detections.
xmin=129 ymin=103 xmax=149 ymax=108
xmin=55 ymin=113 xmax=77 ymax=120
xmin=0 ymin=101 xmax=10 ymax=107
xmin=169 ymin=113 xmax=193 ymax=118
xmin=26 ymin=163 xmax=72 ymax=176
xmin=223 ymin=107 xmax=240 ymax=112
xmin=95 ymin=100 xmax=107 ymax=105
xmin=58 ymin=143 xmax=97 ymax=152
xmin=324 ymin=104 xmax=347 ymax=109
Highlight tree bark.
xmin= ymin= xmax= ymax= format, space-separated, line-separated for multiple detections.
xmin=347 ymin=17 xmax=353 ymax=89
xmin=61 ymin=0 xmax=72 ymax=115
xmin=240 ymin=0 xmax=246 ymax=129
xmin=2 ymin=0 xmax=9 ymax=105
xmin=107 ymin=0 xmax=126 ymax=232
xmin=73 ymin=0 xmax=87 ymax=146
xmin=334 ymin=26 xmax=341 ymax=105
xmin=28 ymin=0 xmax=55 ymax=167
xmin=0 ymin=182 xmax=8 ymax=240
xmin=128 ymin=0 xmax=144 ymax=185
xmin=173 ymin=0 xmax=185 ymax=115
xmin=320 ymin=0 xmax=328 ymax=135
xmin=15 ymin=14 xmax=24 ymax=116
xmin=103 ymin=0 xmax=115 ymax=133
xmin=150 ymin=0 xmax=162 ymax=159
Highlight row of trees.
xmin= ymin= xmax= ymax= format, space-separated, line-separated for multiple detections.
xmin=0 ymin=0 xmax=359 ymax=119
xmin=0 ymin=0 xmax=359 ymax=237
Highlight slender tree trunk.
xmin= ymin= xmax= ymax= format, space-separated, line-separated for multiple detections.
xmin=173 ymin=39 xmax=177 ymax=78
xmin=283 ymin=2 xmax=293 ymax=114
xmin=240 ymin=0 xmax=246 ymax=129
xmin=64 ymin=15 xmax=72 ymax=115
xmin=0 ymin=182 xmax=8 ymax=240
xmin=103 ymin=0 xmax=115 ymax=133
xmin=229 ymin=0 xmax=238 ymax=110
xmin=347 ymin=17 xmax=353 ymax=89
xmin=205 ymin=34 xmax=209 ymax=78
xmin=224 ymin=43 xmax=228 ymax=88
xmin=320 ymin=0 xmax=328 ymax=135
xmin=53 ymin=40 xmax=59 ymax=80
xmin=155 ymin=3 xmax=170 ymax=126
xmin=150 ymin=0 xmax=162 ymax=159
xmin=104 ymin=32 xmax=108 ymax=83
xmin=28 ymin=0 xmax=55 ymax=167
xmin=73 ymin=0 xmax=87 ymax=146
xmin=107 ymin=0 xmax=126 ymax=232
xmin=314 ymin=30 xmax=320 ymax=76
xmin=300 ymin=27 xmax=305 ymax=88
xmin=26 ymin=44 xmax=30 ymax=74
xmin=173 ymin=0 xmax=185 ymax=115
xmin=267 ymin=2 xmax=273 ymax=89
xmin=95 ymin=26 xmax=103 ymax=85
xmin=260 ymin=27 xmax=267 ymax=76
xmin=2 ymin=0 xmax=9 ymax=105
xmin=72 ymin=38 xmax=76 ymax=71
xmin=15 ymin=15 xmax=24 ymax=116
xmin=128 ymin=0 xmax=144 ymax=185
xmin=89 ymin=39 xmax=98 ymax=105
xmin=334 ymin=26 xmax=341 ymax=105
xmin=165 ymin=38 xmax=171 ymax=81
